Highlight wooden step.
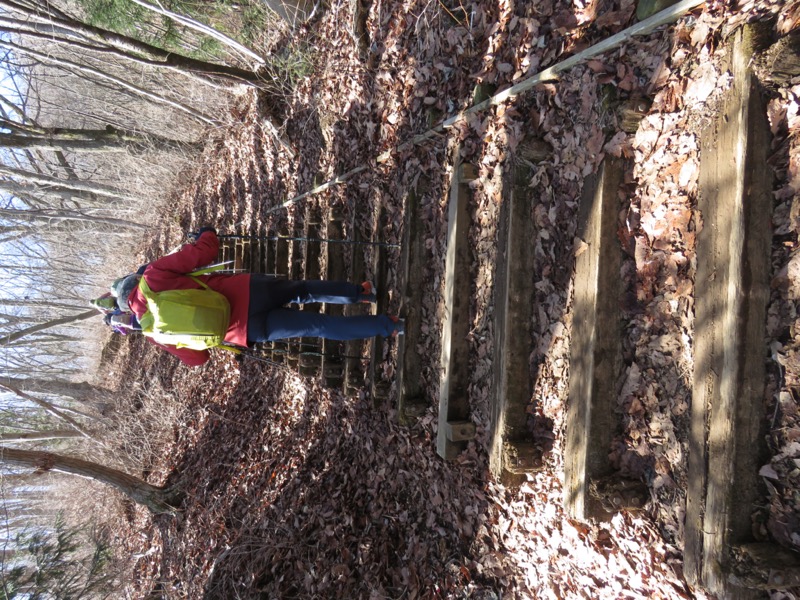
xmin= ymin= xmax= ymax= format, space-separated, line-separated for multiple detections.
xmin=344 ymin=203 xmax=369 ymax=397
xmin=488 ymin=157 xmax=541 ymax=483
xmin=396 ymin=177 xmax=430 ymax=424
xmin=684 ymin=26 xmax=776 ymax=598
xmin=563 ymin=155 xmax=627 ymax=521
xmin=437 ymin=156 xmax=476 ymax=460
xmin=322 ymin=206 xmax=347 ymax=388
xmin=367 ymin=202 xmax=390 ymax=407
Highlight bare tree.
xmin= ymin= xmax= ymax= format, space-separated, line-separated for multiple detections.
xmin=0 ymin=310 xmax=100 ymax=347
xmin=0 ymin=383 xmax=95 ymax=438
xmin=0 ymin=39 xmax=220 ymax=126
xmin=0 ymin=446 xmax=180 ymax=513
xmin=0 ymin=124 xmax=202 ymax=154
xmin=0 ymin=430 xmax=82 ymax=442
xmin=0 ymin=163 xmax=141 ymax=203
xmin=0 ymin=0 xmax=266 ymax=86
xmin=126 ymin=0 xmax=267 ymax=67
xmin=0 ymin=206 xmax=148 ymax=229
xmin=0 ymin=378 xmax=109 ymax=404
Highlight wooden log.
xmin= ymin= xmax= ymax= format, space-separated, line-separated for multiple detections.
xmin=322 ymin=207 xmax=347 ymax=388
xmin=488 ymin=157 xmax=541 ymax=484
xmin=396 ymin=177 xmax=430 ymax=425
xmin=685 ymin=26 xmax=773 ymax=598
xmin=563 ymin=155 xmax=625 ymax=521
xmin=368 ymin=202 xmax=390 ymax=407
xmin=436 ymin=158 xmax=476 ymax=460
xmin=274 ymin=223 xmax=290 ymax=277
xmin=344 ymin=208 xmax=368 ymax=397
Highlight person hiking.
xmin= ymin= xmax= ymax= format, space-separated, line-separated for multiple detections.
xmin=90 ymin=292 xmax=141 ymax=335
xmin=114 ymin=227 xmax=404 ymax=367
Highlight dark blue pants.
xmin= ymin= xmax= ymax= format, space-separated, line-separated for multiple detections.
xmin=246 ymin=276 xmax=394 ymax=343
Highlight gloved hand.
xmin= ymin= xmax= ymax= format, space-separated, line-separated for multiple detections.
xmin=188 ymin=226 xmax=217 ymax=241
xmin=196 ymin=226 xmax=217 ymax=237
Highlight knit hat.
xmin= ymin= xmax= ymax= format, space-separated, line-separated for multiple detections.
xmin=112 ymin=274 xmax=141 ymax=312
xmin=110 ymin=277 xmax=124 ymax=297
xmin=91 ymin=295 xmax=117 ymax=312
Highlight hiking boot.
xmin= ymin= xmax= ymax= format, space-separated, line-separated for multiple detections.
xmin=360 ymin=281 xmax=377 ymax=303
xmin=389 ymin=315 xmax=405 ymax=336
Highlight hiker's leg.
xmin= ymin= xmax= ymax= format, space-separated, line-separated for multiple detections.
xmin=250 ymin=276 xmax=363 ymax=307
xmin=303 ymin=280 xmax=364 ymax=304
xmin=247 ymin=276 xmax=286 ymax=341
xmin=261 ymin=308 xmax=395 ymax=341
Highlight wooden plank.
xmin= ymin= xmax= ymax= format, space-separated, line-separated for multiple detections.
xmin=274 ymin=223 xmax=289 ymax=277
xmin=396 ymin=177 xmax=430 ymax=424
xmin=436 ymin=158 xmax=475 ymax=460
xmin=344 ymin=200 xmax=370 ymax=397
xmin=685 ymin=26 xmax=773 ymax=598
xmin=488 ymin=160 xmax=540 ymax=483
xmin=322 ymin=208 xmax=347 ymax=388
xmin=563 ymin=156 xmax=624 ymax=521
xmin=368 ymin=203 xmax=390 ymax=406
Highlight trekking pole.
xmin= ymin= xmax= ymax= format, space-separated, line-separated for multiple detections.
xmin=295 ymin=349 xmax=364 ymax=360
xmin=189 ymin=231 xmax=400 ymax=249
xmin=238 ymin=349 xmax=363 ymax=368
xmin=239 ymin=351 xmax=295 ymax=371
xmin=225 ymin=343 xmax=363 ymax=366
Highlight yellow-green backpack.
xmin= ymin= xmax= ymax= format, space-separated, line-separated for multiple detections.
xmin=137 ymin=276 xmax=230 ymax=350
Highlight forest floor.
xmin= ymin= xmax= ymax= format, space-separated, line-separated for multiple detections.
xmin=102 ymin=0 xmax=800 ymax=597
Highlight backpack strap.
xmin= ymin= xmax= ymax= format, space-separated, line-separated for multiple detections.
xmin=188 ymin=275 xmax=217 ymax=291
xmin=137 ymin=278 xmax=155 ymax=331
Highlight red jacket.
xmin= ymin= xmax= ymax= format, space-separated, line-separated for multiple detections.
xmin=127 ymin=231 xmax=251 ymax=366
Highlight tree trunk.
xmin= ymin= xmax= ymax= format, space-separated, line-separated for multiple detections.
xmin=0 ymin=446 xmax=180 ymax=514
xmin=0 ymin=377 xmax=108 ymax=402
xmin=0 ymin=0 xmax=262 ymax=85
xmin=0 ymin=429 xmax=82 ymax=442
xmin=0 ymin=206 xmax=148 ymax=230
xmin=0 ymin=39 xmax=219 ymax=126
xmin=0 ymin=309 xmax=99 ymax=346
xmin=0 ymin=163 xmax=140 ymax=203
xmin=0 ymin=129 xmax=201 ymax=153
